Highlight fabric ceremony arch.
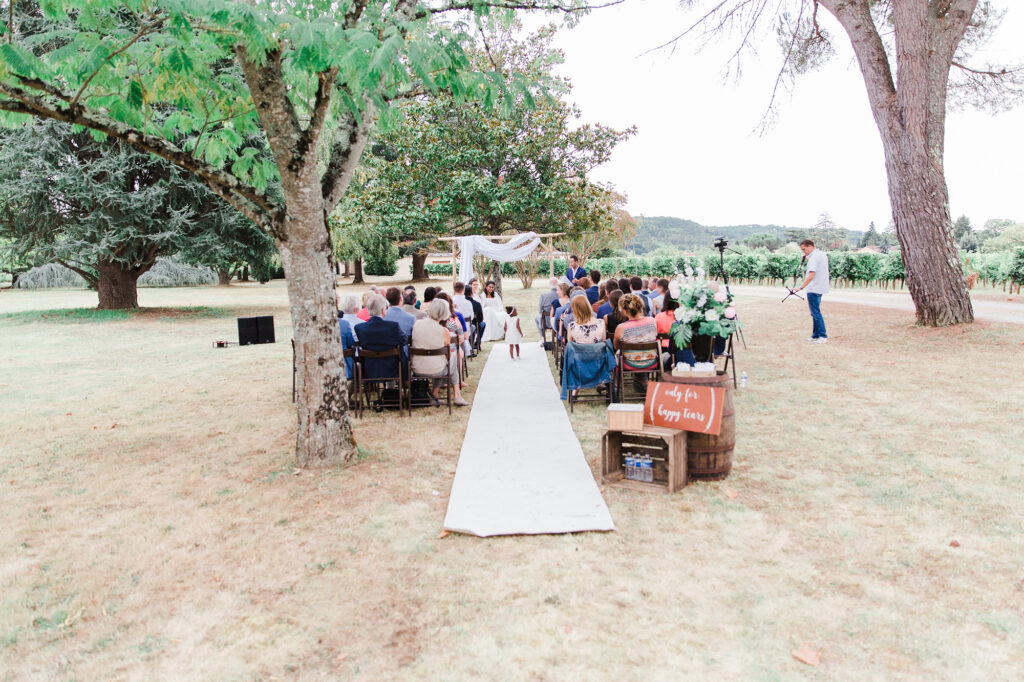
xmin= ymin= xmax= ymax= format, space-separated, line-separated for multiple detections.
xmin=456 ymin=231 xmax=542 ymax=284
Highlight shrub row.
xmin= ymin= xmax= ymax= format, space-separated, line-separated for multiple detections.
xmin=423 ymin=249 xmax=1024 ymax=289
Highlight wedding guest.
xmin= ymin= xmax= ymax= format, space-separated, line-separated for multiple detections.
xmin=567 ymin=294 xmax=606 ymax=344
xmin=613 ymin=294 xmax=659 ymax=389
xmin=536 ymin=277 xmax=560 ymax=333
xmin=401 ymin=287 xmax=427 ymax=319
xmin=412 ymin=299 xmax=470 ymax=406
xmin=565 ymin=254 xmax=586 ymax=284
xmin=586 ymin=270 xmax=601 ymax=304
xmin=383 ymin=287 xmax=415 ymax=341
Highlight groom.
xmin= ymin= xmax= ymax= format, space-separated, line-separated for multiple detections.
xmin=465 ymin=277 xmax=485 ymax=351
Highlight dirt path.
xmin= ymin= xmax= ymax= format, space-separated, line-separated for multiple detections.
xmin=731 ymin=284 xmax=1024 ymax=325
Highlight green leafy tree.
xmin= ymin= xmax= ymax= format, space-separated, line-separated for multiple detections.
xmin=860 ymin=221 xmax=882 ymax=248
xmin=340 ymin=25 xmax=634 ymax=292
xmin=0 ymin=120 xmax=268 ymax=307
xmin=0 ymin=1 xmax=591 ymax=466
xmin=744 ymin=231 xmax=785 ymax=250
xmin=980 ymin=222 xmax=1024 ymax=253
xmin=671 ymin=1 xmax=1023 ymax=325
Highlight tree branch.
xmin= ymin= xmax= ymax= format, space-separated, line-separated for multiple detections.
xmin=951 ymin=61 xmax=1019 ymax=78
xmin=71 ymin=13 xmax=165 ymax=107
xmin=321 ymin=104 xmax=377 ymax=216
xmin=55 ymin=258 xmax=98 ymax=286
xmin=425 ymin=0 xmax=621 ymax=16
xmin=236 ymin=46 xmax=305 ymax=179
xmin=297 ymin=67 xmax=339 ymax=161
xmin=0 ymin=82 xmax=284 ymax=237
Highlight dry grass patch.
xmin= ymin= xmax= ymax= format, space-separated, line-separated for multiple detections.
xmin=1 ymin=279 xmax=1023 ymax=679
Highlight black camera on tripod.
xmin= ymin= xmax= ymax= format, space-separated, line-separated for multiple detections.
xmin=714 ymin=236 xmax=728 ymax=251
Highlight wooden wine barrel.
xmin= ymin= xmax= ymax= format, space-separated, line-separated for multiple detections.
xmin=662 ymin=371 xmax=735 ymax=480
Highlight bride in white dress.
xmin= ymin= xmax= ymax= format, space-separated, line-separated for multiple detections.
xmin=480 ymin=280 xmax=509 ymax=342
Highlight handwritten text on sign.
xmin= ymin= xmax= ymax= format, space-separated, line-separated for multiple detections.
xmin=644 ymin=382 xmax=724 ymax=435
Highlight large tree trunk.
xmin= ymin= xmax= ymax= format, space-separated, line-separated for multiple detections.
xmin=218 ymin=268 xmax=232 ymax=286
xmin=95 ymin=260 xmax=144 ymax=309
xmin=410 ymin=251 xmax=428 ymax=281
xmin=489 ymin=259 xmax=503 ymax=298
xmin=352 ymin=258 xmax=364 ymax=284
xmin=824 ymin=0 xmax=975 ymax=326
xmin=883 ymin=143 xmax=973 ymax=325
xmin=277 ymin=197 xmax=357 ymax=467
xmin=342 ymin=260 xmax=351 ymax=278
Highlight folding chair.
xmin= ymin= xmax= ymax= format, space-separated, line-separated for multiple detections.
xmin=563 ymin=341 xmax=614 ymax=413
xmin=615 ymin=340 xmax=664 ymax=402
xmin=407 ymin=345 xmax=453 ymax=415
xmin=355 ymin=347 xmax=405 ymax=414
xmin=343 ymin=347 xmax=361 ymax=417
xmin=542 ymin=310 xmax=555 ymax=350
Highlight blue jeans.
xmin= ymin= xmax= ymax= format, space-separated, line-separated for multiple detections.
xmin=807 ymin=293 xmax=827 ymax=339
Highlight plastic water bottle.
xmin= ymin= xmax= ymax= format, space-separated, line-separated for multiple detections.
xmin=740 ymin=371 xmax=748 ymax=388
xmin=642 ymin=455 xmax=654 ymax=482
xmin=624 ymin=453 xmax=635 ymax=480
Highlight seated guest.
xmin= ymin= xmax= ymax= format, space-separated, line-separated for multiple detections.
xmin=554 ymin=288 xmax=585 ymax=339
xmin=452 ymin=281 xmax=475 ymax=322
xmin=599 ymin=288 xmax=622 ymax=321
xmin=383 ymin=286 xmax=415 ymax=342
xmin=613 ymin=294 xmax=659 ymax=385
xmin=586 ymin=270 xmax=601 ymax=304
xmin=401 ymin=287 xmax=427 ymax=319
xmin=650 ymin=278 xmax=670 ymax=316
xmin=536 ymin=277 xmax=560 ymax=333
xmin=628 ymin=276 xmax=651 ymax=316
xmin=436 ymin=292 xmax=470 ymax=384
xmin=356 ymin=294 xmax=406 ymax=381
xmin=655 ymin=298 xmax=678 ymax=350
xmin=337 ymin=294 xmax=359 ymax=379
xmin=412 ymin=299 xmax=470 ymax=406
xmin=605 ymin=291 xmax=626 ymax=337
xmin=597 ymin=280 xmax=619 ymax=315
xmin=356 ymin=290 xmax=373 ymax=321
xmin=617 ymin=277 xmax=630 ymax=295
xmin=568 ymin=294 xmax=606 ymax=344
xmin=576 ymin=276 xmax=591 ymax=295
xmin=423 ymin=286 xmax=437 ymax=306
xmin=591 ymin=282 xmax=607 ymax=314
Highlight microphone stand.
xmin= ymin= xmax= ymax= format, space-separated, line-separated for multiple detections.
xmin=782 ymin=255 xmax=807 ymax=302
xmin=716 ymin=244 xmax=747 ymax=350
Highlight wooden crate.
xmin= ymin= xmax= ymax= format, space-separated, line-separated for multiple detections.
xmin=601 ymin=425 xmax=687 ymax=493
xmin=607 ymin=403 xmax=644 ymax=431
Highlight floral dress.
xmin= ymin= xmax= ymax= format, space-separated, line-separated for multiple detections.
xmin=568 ymin=318 xmax=606 ymax=344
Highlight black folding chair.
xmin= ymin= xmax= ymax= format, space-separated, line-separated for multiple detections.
xmin=408 ymin=345 xmax=453 ymax=415
xmin=356 ymin=347 xmax=406 ymax=414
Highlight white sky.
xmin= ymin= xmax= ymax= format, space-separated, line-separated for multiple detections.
xmin=542 ymin=1 xmax=1024 ymax=232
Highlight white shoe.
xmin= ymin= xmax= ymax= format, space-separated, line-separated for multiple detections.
xmin=806 ymin=337 xmax=816 ymax=342
xmin=814 ymin=337 xmax=829 ymax=344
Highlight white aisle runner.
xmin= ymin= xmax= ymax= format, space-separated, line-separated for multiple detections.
xmin=443 ymin=342 xmax=615 ymax=537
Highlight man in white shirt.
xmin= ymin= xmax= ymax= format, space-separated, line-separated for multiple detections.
xmin=793 ymin=239 xmax=830 ymax=343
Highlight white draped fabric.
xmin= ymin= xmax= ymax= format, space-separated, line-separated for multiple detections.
xmin=457 ymin=231 xmax=542 ymax=284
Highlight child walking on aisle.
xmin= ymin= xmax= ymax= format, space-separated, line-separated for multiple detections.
xmin=505 ymin=306 xmax=523 ymax=359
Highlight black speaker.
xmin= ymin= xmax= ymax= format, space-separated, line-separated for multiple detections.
xmin=238 ymin=316 xmax=259 ymax=345
xmin=256 ymin=315 xmax=275 ymax=344
xmin=237 ymin=315 xmax=275 ymax=345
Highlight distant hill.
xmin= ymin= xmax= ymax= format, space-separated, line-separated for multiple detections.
xmin=626 ymin=216 xmax=864 ymax=253
xmin=626 ymin=216 xmax=793 ymax=253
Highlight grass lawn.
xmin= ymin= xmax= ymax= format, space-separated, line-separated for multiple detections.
xmin=1 ymin=277 xmax=1023 ymax=679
